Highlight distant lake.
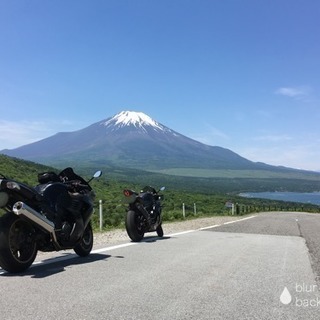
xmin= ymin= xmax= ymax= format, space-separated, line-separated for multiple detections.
xmin=239 ymin=192 xmax=320 ymax=206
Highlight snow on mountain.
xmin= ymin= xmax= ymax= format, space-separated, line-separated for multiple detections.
xmin=102 ymin=111 xmax=168 ymax=133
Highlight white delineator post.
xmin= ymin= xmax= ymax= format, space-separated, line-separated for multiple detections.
xmin=99 ymin=200 xmax=103 ymax=231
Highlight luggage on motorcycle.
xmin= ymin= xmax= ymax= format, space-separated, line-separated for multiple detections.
xmin=38 ymin=171 xmax=60 ymax=184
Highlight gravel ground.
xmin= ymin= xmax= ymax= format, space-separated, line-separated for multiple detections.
xmin=93 ymin=215 xmax=252 ymax=246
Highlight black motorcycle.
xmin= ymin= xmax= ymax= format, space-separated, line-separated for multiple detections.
xmin=123 ymin=185 xmax=165 ymax=242
xmin=0 ymin=167 xmax=102 ymax=273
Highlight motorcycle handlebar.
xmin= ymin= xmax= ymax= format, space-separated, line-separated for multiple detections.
xmin=64 ymin=180 xmax=90 ymax=191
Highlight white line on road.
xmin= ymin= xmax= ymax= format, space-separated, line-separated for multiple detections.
xmin=222 ymin=215 xmax=256 ymax=225
xmin=92 ymin=242 xmax=137 ymax=254
xmin=200 ymin=215 xmax=256 ymax=229
xmin=93 ymin=215 xmax=258 ymax=253
xmin=0 ymin=215 xmax=257 ymax=274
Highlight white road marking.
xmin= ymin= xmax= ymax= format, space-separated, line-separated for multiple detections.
xmin=222 ymin=215 xmax=256 ymax=225
xmin=0 ymin=215 xmax=257 ymax=274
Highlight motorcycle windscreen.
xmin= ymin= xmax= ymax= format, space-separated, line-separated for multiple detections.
xmin=140 ymin=192 xmax=154 ymax=209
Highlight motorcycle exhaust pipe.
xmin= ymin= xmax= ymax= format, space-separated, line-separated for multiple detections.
xmin=13 ymin=201 xmax=58 ymax=243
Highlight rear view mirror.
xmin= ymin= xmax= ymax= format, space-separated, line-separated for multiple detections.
xmin=93 ymin=171 xmax=102 ymax=178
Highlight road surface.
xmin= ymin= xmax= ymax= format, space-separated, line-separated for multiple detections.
xmin=1 ymin=212 xmax=320 ymax=319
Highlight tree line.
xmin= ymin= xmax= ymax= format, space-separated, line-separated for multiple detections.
xmin=0 ymin=155 xmax=319 ymax=231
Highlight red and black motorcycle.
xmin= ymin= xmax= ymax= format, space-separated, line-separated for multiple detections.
xmin=123 ymin=185 xmax=165 ymax=242
xmin=0 ymin=167 xmax=102 ymax=273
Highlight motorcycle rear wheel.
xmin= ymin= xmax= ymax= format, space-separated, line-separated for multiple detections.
xmin=0 ymin=213 xmax=37 ymax=273
xmin=73 ymin=222 xmax=93 ymax=257
xmin=125 ymin=210 xmax=145 ymax=242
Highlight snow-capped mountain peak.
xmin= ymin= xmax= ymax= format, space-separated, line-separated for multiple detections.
xmin=1 ymin=109 xmax=270 ymax=172
xmin=103 ymin=111 xmax=165 ymax=132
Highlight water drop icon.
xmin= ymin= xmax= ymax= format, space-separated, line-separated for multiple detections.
xmin=280 ymin=287 xmax=292 ymax=305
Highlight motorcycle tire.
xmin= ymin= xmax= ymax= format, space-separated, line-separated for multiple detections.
xmin=0 ymin=213 xmax=37 ymax=273
xmin=156 ymin=224 xmax=164 ymax=237
xmin=74 ymin=222 xmax=93 ymax=257
xmin=125 ymin=210 xmax=144 ymax=242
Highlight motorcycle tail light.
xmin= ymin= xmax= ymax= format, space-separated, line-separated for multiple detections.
xmin=0 ymin=191 xmax=9 ymax=207
xmin=123 ymin=189 xmax=137 ymax=204
xmin=123 ymin=189 xmax=133 ymax=197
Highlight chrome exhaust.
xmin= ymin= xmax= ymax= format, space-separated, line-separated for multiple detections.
xmin=13 ymin=201 xmax=58 ymax=244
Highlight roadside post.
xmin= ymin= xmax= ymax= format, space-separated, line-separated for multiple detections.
xmin=99 ymin=199 xmax=103 ymax=231
xmin=225 ymin=201 xmax=234 ymax=215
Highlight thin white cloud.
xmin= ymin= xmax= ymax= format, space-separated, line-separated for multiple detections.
xmin=0 ymin=119 xmax=80 ymax=150
xmin=0 ymin=121 xmax=46 ymax=149
xmin=236 ymin=141 xmax=320 ymax=172
xmin=275 ymin=86 xmax=311 ymax=98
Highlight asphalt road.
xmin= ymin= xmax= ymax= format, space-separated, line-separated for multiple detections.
xmin=1 ymin=212 xmax=320 ymax=320
xmin=209 ymin=211 xmax=320 ymax=278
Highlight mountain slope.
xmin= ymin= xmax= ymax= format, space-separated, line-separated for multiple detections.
xmin=0 ymin=111 xmax=297 ymax=173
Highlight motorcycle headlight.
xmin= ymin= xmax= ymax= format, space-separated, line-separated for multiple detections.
xmin=0 ymin=192 xmax=9 ymax=207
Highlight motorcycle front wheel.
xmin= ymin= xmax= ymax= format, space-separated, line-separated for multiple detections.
xmin=125 ymin=210 xmax=145 ymax=242
xmin=74 ymin=222 xmax=93 ymax=257
xmin=156 ymin=224 xmax=164 ymax=237
xmin=0 ymin=213 xmax=37 ymax=273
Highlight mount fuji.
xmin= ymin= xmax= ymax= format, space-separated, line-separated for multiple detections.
xmin=1 ymin=111 xmax=271 ymax=171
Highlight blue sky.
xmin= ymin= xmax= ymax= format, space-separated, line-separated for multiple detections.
xmin=0 ymin=0 xmax=319 ymax=171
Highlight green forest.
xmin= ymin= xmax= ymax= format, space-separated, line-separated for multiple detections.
xmin=0 ymin=154 xmax=319 ymax=231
